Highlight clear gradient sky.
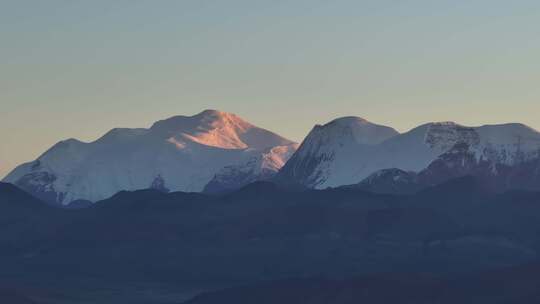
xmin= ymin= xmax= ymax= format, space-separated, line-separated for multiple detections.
xmin=1 ymin=0 xmax=540 ymax=178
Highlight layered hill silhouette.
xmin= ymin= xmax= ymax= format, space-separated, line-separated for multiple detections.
xmin=2 ymin=178 xmax=540 ymax=303
xmin=184 ymin=263 xmax=540 ymax=304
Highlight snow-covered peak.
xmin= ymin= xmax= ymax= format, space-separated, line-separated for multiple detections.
xmin=292 ymin=116 xmax=398 ymax=161
xmin=278 ymin=118 xmax=540 ymax=189
xmin=3 ymin=110 xmax=296 ymax=205
xmin=151 ymin=109 xmax=293 ymax=150
xmin=313 ymin=116 xmax=399 ymax=146
xmin=476 ymin=123 xmax=540 ymax=147
xmin=151 ymin=110 xmax=249 ymax=133
xmin=324 ymin=116 xmax=370 ymax=127
xmin=418 ymin=121 xmax=540 ymax=163
xmin=277 ymin=117 xmax=398 ymax=188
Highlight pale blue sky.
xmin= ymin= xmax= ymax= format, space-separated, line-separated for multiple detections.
xmin=1 ymin=0 xmax=540 ymax=177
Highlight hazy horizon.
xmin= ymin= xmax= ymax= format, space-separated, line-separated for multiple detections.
xmin=2 ymin=0 xmax=540 ymax=178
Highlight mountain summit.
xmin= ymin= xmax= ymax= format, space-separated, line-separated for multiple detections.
xmin=150 ymin=109 xmax=292 ymax=150
xmin=3 ymin=110 xmax=297 ymax=205
xmin=278 ymin=118 xmax=540 ymax=189
xmin=276 ymin=116 xmax=399 ymax=188
xmin=313 ymin=116 xmax=399 ymax=145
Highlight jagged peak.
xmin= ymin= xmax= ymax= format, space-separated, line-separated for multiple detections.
xmin=403 ymin=121 xmax=460 ymax=134
xmin=420 ymin=121 xmax=539 ymax=135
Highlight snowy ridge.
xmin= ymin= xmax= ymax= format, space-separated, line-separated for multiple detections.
xmin=3 ymin=110 xmax=296 ymax=205
xmin=203 ymin=143 xmax=298 ymax=193
xmin=277 ymin=116 xmax=399 ymax=188
xmin=278 ymin=119 xmax=540 ymax=189
xmin=150 ymin=110 xmax=291 ymax=150
xmin=5 ymin=110 xmax=540 ymax=203
xmin=353 ymin=139 xmax=540 ymax=194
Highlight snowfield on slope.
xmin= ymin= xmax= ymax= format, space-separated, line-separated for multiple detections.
xmin=278 ymin=118 xmax=540 ymax=189
xmin=3 ymin=110 xmax=297 ymax=205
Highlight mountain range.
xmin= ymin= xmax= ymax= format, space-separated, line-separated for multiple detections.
xmin=3 ymin=107 xmax=540 ymax=303
xmin=4 ymin=110 xmax=540 ymax=205
xmin=3 ymin=110 xmax=297 ymax=205
xmin=279 ymin=118 xmax=540 ymax=190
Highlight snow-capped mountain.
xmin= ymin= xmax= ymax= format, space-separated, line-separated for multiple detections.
xmin=3 ymin=110 xmax=297 ymax=205
xmin=276 ymin=117 xmax=399 ymax=188
xmin=351 ymin=140 xmax=540 ymax=194
xmin=278 ymin=118 xmax=540 ymax=189
xmin=203 ymin=143 xmax=298 ymax=194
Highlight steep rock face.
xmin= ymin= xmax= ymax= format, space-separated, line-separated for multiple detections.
xmin=417 ymin=141 xmax=540 ymax=193
xmin=278 ymin=120 xmax=540 ymax=189
xmin=353 ymin=141 xmax=540 ymax=194
xmin=417 ymin=142 xmax=487 ymax=186
xmin=3 ymin=110 xmax=296 ymax=205
xmin=277 ymin=117 xmax=399 ymax=188
xmin=203 ymin=144 xmax=298 ymax=194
